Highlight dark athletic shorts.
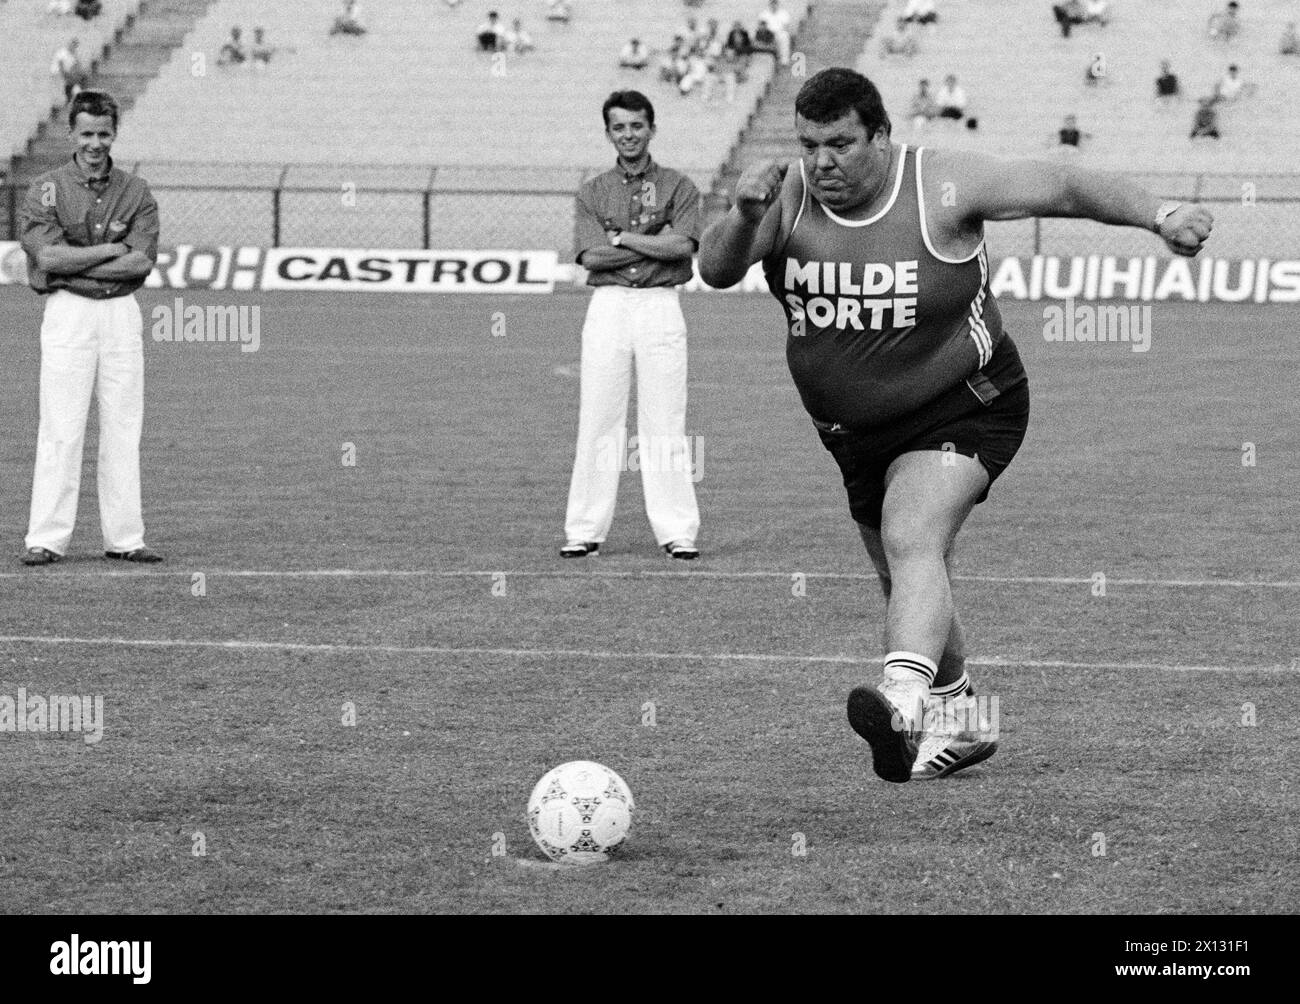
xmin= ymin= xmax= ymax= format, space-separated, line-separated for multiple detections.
xmin=815 ymin=334 xmax=1030 ymax=530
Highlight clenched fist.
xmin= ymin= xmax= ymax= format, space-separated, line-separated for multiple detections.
xmin=735 ymin=161 xmax=790 ymax=223
xmin=1158 ymin=203 xmax=1214 ymax=257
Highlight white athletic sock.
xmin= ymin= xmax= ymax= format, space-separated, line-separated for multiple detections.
xmin=882 ymin=651 xmax=937 ymax=731
xmin=931 ymin=672 xmax=971 ymax=699
xmin=883 ymin=651 xmax=938 ymax=687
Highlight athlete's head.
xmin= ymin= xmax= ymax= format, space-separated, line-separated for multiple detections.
xmin=794 ymin=69 xmax=892 ymax=213
xmin=602 ymin=90 xmax=656 ymax=165
xmin=67 ymin=90 xmax=119 ymax=172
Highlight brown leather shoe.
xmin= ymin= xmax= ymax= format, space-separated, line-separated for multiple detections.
xmin=22 ymin=547 xmax=62 ymax=566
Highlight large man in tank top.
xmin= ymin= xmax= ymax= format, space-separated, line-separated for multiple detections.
xmin=699 ymin=69 xmax=1213 ymax=783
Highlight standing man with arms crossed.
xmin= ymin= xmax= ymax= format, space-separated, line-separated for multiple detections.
xmin=698 ymin=69 xmax=1211 ymax=782
xmin=562 ymin=90 xmax=702 ymax=561
xmin=19 ymin=90 xmax=163 ymax=566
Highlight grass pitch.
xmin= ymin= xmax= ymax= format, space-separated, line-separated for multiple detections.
xmin=0 ymin=288 xmax=1296 ymax=913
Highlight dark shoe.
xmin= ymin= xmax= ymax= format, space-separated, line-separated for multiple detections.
xmin=847 ymin=684 xmax=920 ymax=784
xmin=560 ymin=540 xmax=600 ymax=558
xmin=105 ymin=546 xmax=164 ymax=563
xmin=22 ymin=547 xmax=61 ymax=566
xmin=663 ymin=540 xmax=699 ymax=560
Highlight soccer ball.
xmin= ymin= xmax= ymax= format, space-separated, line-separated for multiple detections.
xmin=527 ymin=760 xmax=634 ymax=865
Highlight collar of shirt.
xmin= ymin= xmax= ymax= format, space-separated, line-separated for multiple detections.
xmin=617 ymin=156 xmax=658 ymax=184
xmin=68 ymin=153 xmax=116 ymax=190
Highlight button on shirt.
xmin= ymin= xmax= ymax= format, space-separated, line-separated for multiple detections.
xmin=19 ymin=155 xmax=160 ymax=299
xmin=573 ymin=158 xmax=702 ymax=288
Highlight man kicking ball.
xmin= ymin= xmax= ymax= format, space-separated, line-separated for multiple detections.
xmin=698 ymin=68 xmax=1211 ymax=782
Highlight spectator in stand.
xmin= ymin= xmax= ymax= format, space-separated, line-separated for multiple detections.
xmin=1280 ymin=22 xmax=1299 ymax=54
xmin=50 ymin=39 xmax=88 ymax=102
xmin=935 ymin=74 xmax=967 ymax=119
xmin=1081 ymin=0 xmax=1110 ymax=25
xmin=659 ymin=35 xmax=689 ymax=85
xmin=74 ymin=0 xmax=102 ymax=21
xmin=1054 ymin=113 xmax=1091 ymax=150
xmin=505 ymin=18 xmax=535 ymax=54
xmin=619 ymin=37 xmax=650 ymax=69
xmin=1052 ymin=1 xmax=1086 ymax=38
xmin=546 ymin=0 xmax=572 ymax=24
xmin=1207 ymin=2 xmax=1241 ymax=42
xmin=758 ymin=0 xmax=793 ymax=67
xmin=250 ymin=27 xmax=281 ymax=66
xmin=218 ymin=26 xmax=247 ymax=65
xmin=880 ymin=18 xmax=920 ymax=58
xmin=1155 ymin=60 xmax=1180 ymax=98
xmin=678 ymin=47 xmax=710 ymax=96
xmin=751 ymin=20 xmax=778 ymax=58
xmin=476 ymin=11 xmax=505 ymax=51
xmin=908 ymin=78 xmax=937 ymax=129
xmin=703 ymin=19 xmax=724 ymax=58
xmin=678 ymin=16 xmax=705 ymax=52
xmin=330 ymin=0 xmax=367 ymax=36
xmin=901 ymin=0 xmax=938 ymax=26
xmin=1213 ymin=64 xmax=1253 ymax=102
xmin=1190 ymin=97 xmax=1221 ymax=138
xmin=724 ymin=20 xmax=752 ymax=57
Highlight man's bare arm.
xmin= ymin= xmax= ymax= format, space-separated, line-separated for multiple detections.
xmin=79 ymin=250 xmax=156 ymax=280
xmin=941 ymin=150 xmax=1212 ymax=256
xmin=698 ymin=161 xmax=787 ymax=287
xmin=37 ymin=242 xmax=129 ymax=275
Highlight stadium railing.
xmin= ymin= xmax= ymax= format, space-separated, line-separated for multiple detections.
xmin=4 ymin=164 xmax=1300 ymax=259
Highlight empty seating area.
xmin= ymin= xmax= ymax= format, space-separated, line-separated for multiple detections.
xmin=858 ymin=0 xmax=1300 ymax=175
xmin=116 ymin=0 xmax=810 ymax=191
xmin=0 ymin=0 xmax=141 ymax=159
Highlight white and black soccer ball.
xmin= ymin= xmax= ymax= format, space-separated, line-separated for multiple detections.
xmin=527 ymin=760 xmax=634 ymax=865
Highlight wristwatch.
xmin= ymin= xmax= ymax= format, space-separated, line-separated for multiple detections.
xmin=609 ymin=230 xmax=623 ymax=246
xmin=1153 ymin=201 xmax=1182 ymax=233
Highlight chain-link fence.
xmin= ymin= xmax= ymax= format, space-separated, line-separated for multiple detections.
xmin=4 ymin=164 xmax=1300 ymax=258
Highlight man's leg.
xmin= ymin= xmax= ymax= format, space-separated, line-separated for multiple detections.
xmin=855 ymin=520 xmax=966 ymax=687
xmin=564 ymin=288 xmax=633 ymax=545
xmin=846 ymin=449 xmax=988 ymax=782
xmin=633 ymin=290 xmax=699 ymax=548
xmin=26 ymin=292 xmax=97 ymax=555
xmin=96 ymin=295 xmax=146 ymax=553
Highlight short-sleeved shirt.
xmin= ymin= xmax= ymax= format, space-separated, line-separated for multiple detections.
xmin=573 ymin=157 xmax=702 ymax=288
xmin=19 ymin=154 xmax=160 ymax=299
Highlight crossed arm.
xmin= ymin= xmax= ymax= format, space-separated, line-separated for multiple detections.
xmin=580 ymin=228 xmax=696 ymax=271
xmin=37 ymin=242 xmax=155 ymax=280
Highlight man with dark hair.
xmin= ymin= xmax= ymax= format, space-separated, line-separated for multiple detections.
xmin=561 ymin=91 xmax=703 ymax=561
xmin=18 ymin=90 xmax=163 ymax=565
xmin=698 ymin=67 xmax=1212 ymax=783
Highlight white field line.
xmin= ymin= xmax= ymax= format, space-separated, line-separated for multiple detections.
xmin=0 ymin=634 xmax=1293 ymax=673
xmin=2 ymin=568 xmax=1299 ymax=589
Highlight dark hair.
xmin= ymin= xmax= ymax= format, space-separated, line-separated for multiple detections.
xmin=795 ymin=68 xmax=890 ymax=138
xmin=602 ymin=90 xmax=655 ymax=128
xmin=68 ymin=90 xmax=120 ymax=130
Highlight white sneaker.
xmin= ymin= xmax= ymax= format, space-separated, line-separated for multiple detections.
xmin=912 ymin=693 xmax=998 ymax=780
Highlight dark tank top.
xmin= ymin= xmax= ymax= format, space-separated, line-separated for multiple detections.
xmin=762 ymin=145 xmax=1004 ymax=428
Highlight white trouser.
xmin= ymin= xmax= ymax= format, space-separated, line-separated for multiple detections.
xmin=565 ymin=285 xmax=700 ymax=546
xmin=26 ymin=290 xmax=146 ymax=555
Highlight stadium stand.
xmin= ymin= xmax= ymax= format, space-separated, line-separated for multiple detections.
xmin=0 ymin=0 xmax=143 ymax=160
xmin=859 ymin=0 xmax=1300 ymax=175
xmin=114 ymin=0 xmax=811 ymax=192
